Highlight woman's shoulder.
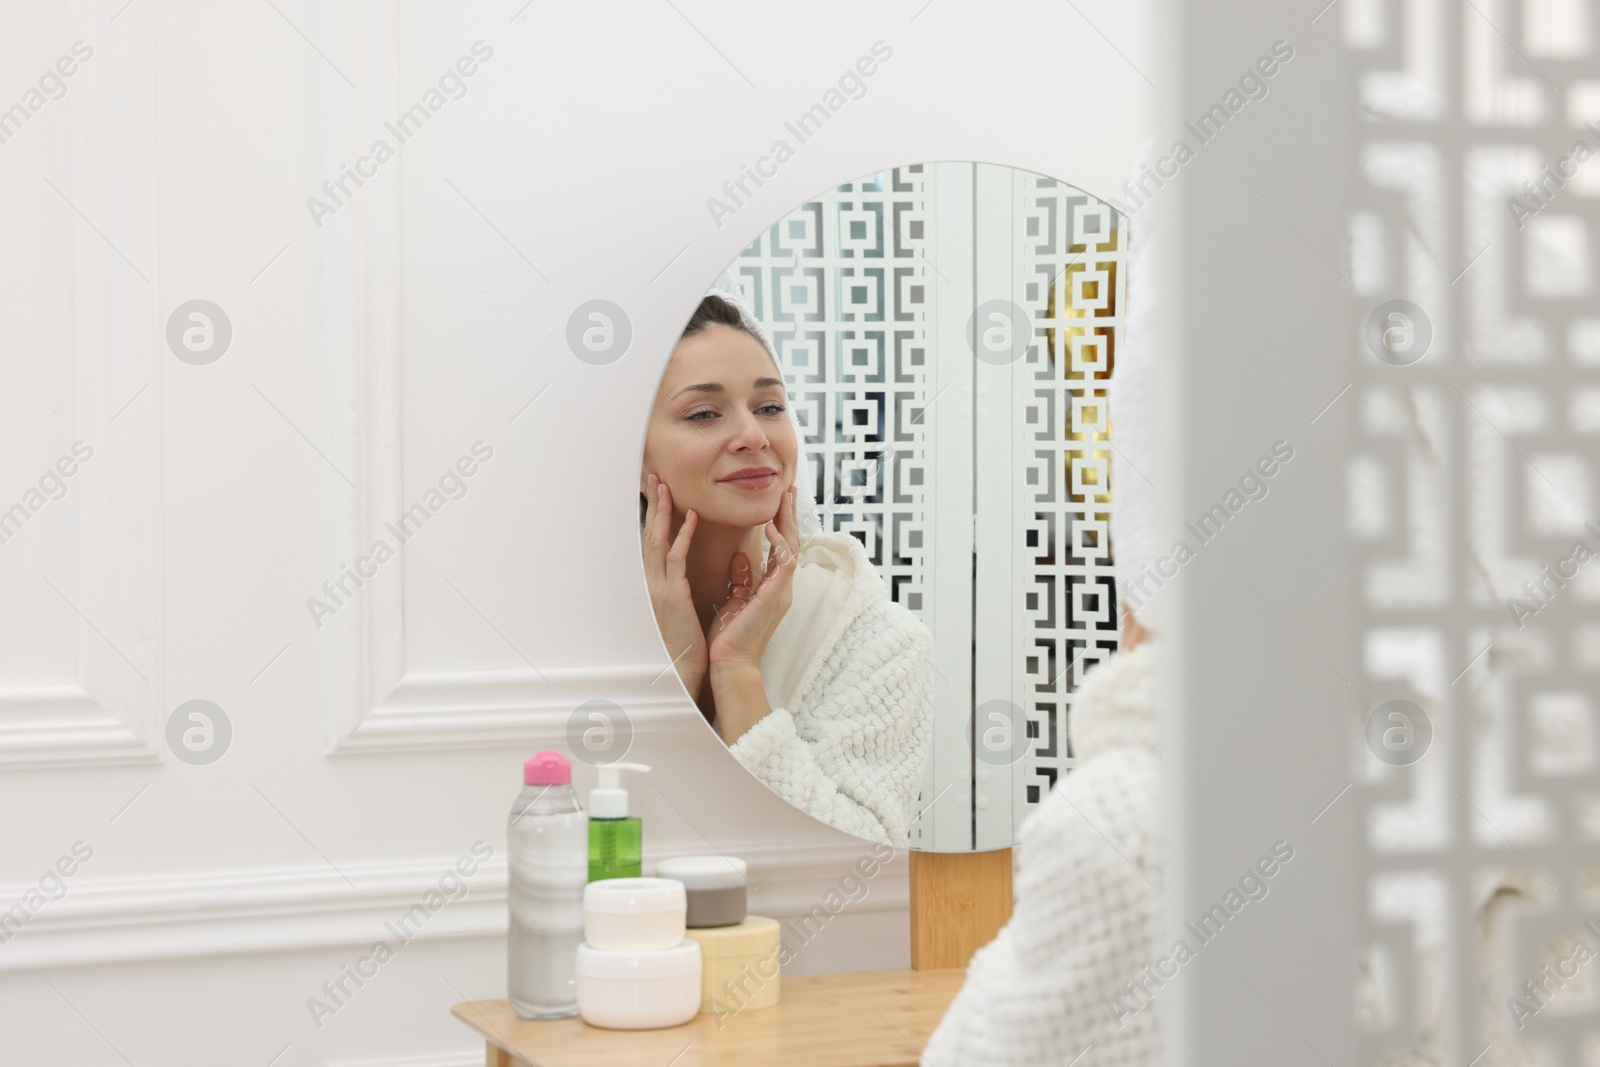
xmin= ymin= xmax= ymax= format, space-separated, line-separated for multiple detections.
xmin=1019 ymin=745 xmax=1162 ymax=894
xmin=1069 ymin=641 xmax=1159 ymax=761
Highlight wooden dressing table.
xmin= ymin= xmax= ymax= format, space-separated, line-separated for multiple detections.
xmin=455 ymin=967 xmax=965 ymax=1067
xmin=451 ymin=849 xmax=1011 ymax=1067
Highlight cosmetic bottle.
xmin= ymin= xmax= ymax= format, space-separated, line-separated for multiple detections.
xmin=507 ymin=751 xmax=588 ymax=1019
xmin=588 ymin=762 xmax=650 ymax=883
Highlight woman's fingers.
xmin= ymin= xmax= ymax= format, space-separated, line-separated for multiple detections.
xmin=763 ymin=522 xmax=782 ymax=579
xmin=666 ymin=507 xmax=696 ymax=583
xmin=757 ymin=522 xmax=797 ymax=595
xmin=653 ymin=482 xmax=670 ymax=555
xmin=654 ymin=481 xmax=680 ymax=562
xmin=777 ymin=489 xmax=796 ymax=547
xmin=729 ymin=552 xmax=754 ymax=601
xmin=764 ymin=488 xmax=800 ymax=577
xmin=776 ymin=487 xmax=800 ymax=562
xmin=772 ymin=502 xmax=799 ymax=585
xmin=645 ymin=480 xmax=668 ymax=571
xmin=645 ymin=478 xmax=696 ymax=600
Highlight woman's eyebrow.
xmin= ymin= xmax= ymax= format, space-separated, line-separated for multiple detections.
xmin=670 ymin=376 xmax=784 ymax=400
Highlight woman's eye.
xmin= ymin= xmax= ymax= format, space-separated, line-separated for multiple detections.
xmin=685 ymin=404 xmax=784 ymax=421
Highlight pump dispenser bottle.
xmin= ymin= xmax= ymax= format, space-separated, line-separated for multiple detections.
xmin=588 ymin=762 xmax=650 ymax=883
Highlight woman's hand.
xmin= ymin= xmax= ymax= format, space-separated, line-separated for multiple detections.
xmin=707 ymin=485 xmax=801 ymax=677
xmin=641 ymin=473 xmax=708 ymax=700
xmin=1121 ymin=605 xmax=1151 ymax=650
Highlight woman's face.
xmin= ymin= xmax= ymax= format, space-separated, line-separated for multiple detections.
xmin=641 ymin=324 xmax=798 ymax=529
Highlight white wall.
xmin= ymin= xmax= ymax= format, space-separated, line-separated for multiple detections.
xmin=0 ymin=2 xmax=1150 ymax=1063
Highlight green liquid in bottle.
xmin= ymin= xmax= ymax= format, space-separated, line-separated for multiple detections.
xmin=588 ymin=817 xmax=642 ymax=882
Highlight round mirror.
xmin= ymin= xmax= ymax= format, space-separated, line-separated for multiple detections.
xmin=639 ymin=161 xmax=1128 ymax=851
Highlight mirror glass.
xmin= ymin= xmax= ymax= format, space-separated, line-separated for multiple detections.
xmin=639 ymin=162 xmax=1128 ymax=851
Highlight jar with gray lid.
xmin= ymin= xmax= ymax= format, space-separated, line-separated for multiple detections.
xmin=653 ymin=856 xmax=747 ymax=928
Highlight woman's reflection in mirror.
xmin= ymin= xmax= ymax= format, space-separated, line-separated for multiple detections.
xmin=638 ymin=276 xmax=935 ymax=847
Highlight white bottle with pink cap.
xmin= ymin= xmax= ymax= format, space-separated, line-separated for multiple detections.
xmin=508 ymin=750 xmax=588 ymax=1019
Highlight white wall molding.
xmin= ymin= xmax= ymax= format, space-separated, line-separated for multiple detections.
xmin=0 ymin=4 xmax=162 ymax=771
xmin=0 ymin=854 xmax=503 ymax=974
xmin=332 ymin=664 xmax=709 ymax=753
xmin=0 ymin=837 xmax=906 ymax=973
xmin=315 ymin=7 xmax=407 ymax=757
xmin=0 ymin=685 xmax=158 ymax=771
xmin=308 ymin=22 xmax=693 ymax=759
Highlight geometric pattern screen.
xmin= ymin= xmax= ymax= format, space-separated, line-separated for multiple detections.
xmin=1011 ymin=175 xmax=1126 ymax=803
xmin=1347 ymin=5 xmax=1600 ymax=1060
xmin=731 ymin=167 xmax=933 ymax=621
xmin=731 ymin=164 xmax=1124 ymax=849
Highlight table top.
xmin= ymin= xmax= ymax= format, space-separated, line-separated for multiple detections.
xmin=452 ymin=967 xmax=966 ymax=1067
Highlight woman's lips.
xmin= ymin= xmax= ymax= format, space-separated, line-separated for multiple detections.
xmin=719 ymin=472 xmax=777 ymax=490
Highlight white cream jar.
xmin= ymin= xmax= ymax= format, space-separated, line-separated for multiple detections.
xmin=575 ymin=939 xmax=702 ymax=1029
xmin=583 ymin=877 xmax=686 ymax=951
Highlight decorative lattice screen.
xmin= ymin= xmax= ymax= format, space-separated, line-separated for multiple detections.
xmin=732 ymin=166 xmax=934 ymax=618
xmin=1348 ymin=4 xmax=1600 ymax=1061
xmin=731 ymin=164 xmax=1124 ymax=850
xmin=1010 ymin=174 xmax=1126 ymax=805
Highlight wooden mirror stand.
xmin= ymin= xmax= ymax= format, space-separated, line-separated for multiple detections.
xmin=908 ymin=848 xmax=1014 ymax=970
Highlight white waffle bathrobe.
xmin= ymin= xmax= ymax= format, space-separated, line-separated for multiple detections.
xmin=921 ymin=640 xmax=1163 ymax=1067
xmin=713 ymin=527 xmax=936 ymax=849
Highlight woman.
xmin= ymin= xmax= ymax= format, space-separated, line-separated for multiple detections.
xmin=922 ymin=159 xmax=1167 ymax=1065
xmin=920 ymin=612 xmax=1161 ymax=1066
xmin=638 ymin=270 xmax=936 ymax=848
